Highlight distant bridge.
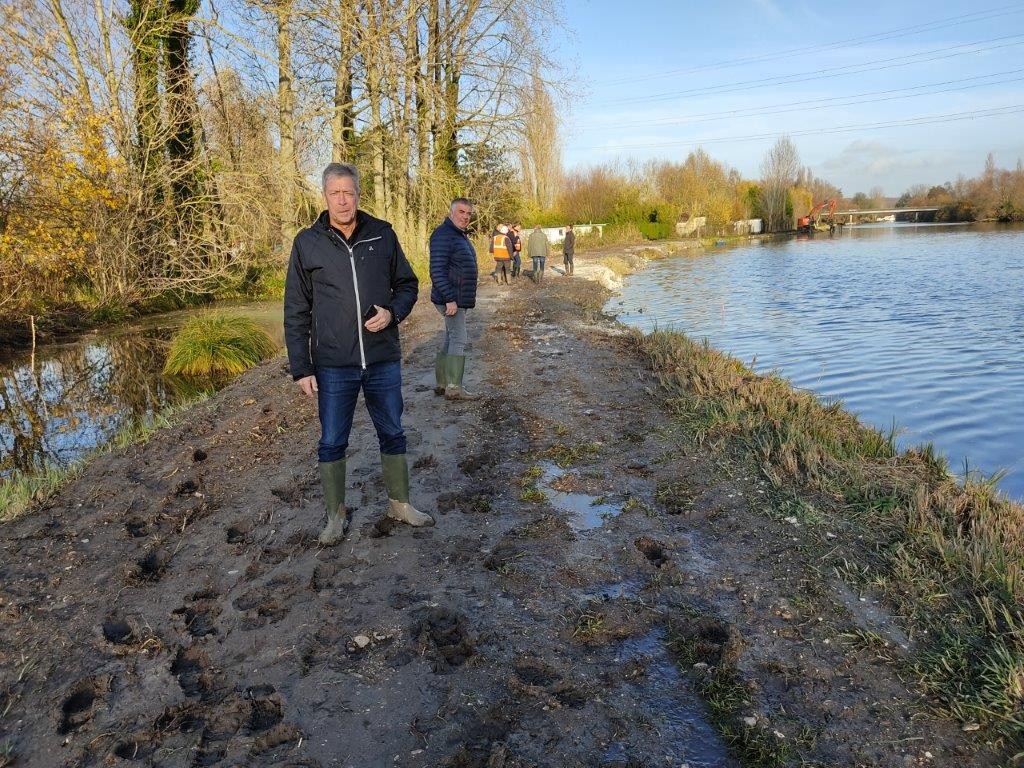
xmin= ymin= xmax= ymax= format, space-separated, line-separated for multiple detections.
xmin=834 ymin=207 xmax=939 ymax=216
xmin=832 ymin=206 xmax=940 ymax=225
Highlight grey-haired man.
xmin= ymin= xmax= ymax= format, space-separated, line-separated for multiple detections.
xmin=284 ymin=163 xmax=432 ymax=545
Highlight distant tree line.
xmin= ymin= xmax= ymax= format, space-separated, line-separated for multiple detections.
xmin=888 ymin=154 xmax=1023 ymax=223
xmin=546 ymin=137 xmax=841 ymax=240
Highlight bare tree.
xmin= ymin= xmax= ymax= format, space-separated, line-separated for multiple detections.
xmin=760 ymin=136 xmax=800 ymax=233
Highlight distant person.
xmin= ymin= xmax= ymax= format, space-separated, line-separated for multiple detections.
xmin=284 ymin=162 xmax=432 ymax=546
xmin=562 ymin=224 xmax=575 ymax=276
xmin=489 ymin=224 xmax=513 ymax=285
xmin=527 ymin=225 xmax=549 ymax=283
xmin=510 ymin=224 xmax=523 ymax=278
xmin=429 ymin=198 xmax=481 ymax=401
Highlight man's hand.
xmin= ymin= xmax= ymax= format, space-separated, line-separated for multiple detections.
xmin=297 ymin=375 xmax=318 ymax=398
xmin=445 ymin=301 xmax=457 ymax=316
xmin=364 ymin=305 xmax=392 ymax=332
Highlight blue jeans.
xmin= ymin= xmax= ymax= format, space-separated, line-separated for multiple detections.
xmin=531 ymin=256 xmax=546 ymax=280
xmin=316 ymin=360 xmax=405 ymax=462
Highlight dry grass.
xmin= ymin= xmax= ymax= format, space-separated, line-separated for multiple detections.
xmin=637 ymin=327 xmax=1024 ymax=746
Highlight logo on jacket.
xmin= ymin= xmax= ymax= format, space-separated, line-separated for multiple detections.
xmin=368 ymin=246 xmax=374 ymax=251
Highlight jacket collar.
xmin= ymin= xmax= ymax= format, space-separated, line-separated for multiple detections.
xmin=314 ymin=209 xmax=386 ymax=244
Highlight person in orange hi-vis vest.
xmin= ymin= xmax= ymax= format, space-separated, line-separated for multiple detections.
xmin=489 ymin=224 xmax=514 ymax=284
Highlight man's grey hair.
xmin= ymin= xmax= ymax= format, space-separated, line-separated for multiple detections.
xmin=322 ymin=163 xmax=360 ymax=193
xmin=450 ymin=197 xmax=473 ymax=211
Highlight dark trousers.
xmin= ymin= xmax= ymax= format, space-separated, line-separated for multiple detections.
xmin=316 ymin=360 xmax=405 ymax=462
xmin=494 ymin=260 xmax=510 ymax=284
xmin=511 ymin=253 xmax=521 ymax=277
xmin=563 ymin=254 xmax=574 ymax=275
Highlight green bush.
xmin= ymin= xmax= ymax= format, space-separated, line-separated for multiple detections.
xmin=163 ymin=313 xmax=277 ymax=377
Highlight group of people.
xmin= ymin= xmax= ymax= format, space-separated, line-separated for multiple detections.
xmin=285 ymin=164 xmax=528 ymax=545
xmin=488 ymin=222 xmax=575 ymax=284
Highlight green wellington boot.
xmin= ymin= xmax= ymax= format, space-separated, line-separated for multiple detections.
xmin=444 ymin=355 xmax=481 ymax=401
xmin=434 ymin=351 xmax=449 ymax=396
xmin=380 ymin=453 xmax=434 ymax=527
xmin=318 ymin=459 xmax=349 ymax=545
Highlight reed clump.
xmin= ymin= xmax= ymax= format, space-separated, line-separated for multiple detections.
xmin=163 ymin=314 xmax=277 ymax=377
xmin=636 ymin=328 xmax=1024 ymax=745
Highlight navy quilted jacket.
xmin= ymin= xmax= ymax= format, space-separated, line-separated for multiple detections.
xmin=429 ymin=217 xmax=479 ymax=309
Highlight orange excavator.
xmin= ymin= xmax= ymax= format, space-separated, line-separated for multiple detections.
xmin=797 ymin=198 xmax=837 ymax=233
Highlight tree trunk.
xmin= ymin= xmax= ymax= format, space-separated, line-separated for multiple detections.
xmin=276 ymin=0 xmax=296 ymax=245
xmin=331 ymin=0 xmax=356 ymax=163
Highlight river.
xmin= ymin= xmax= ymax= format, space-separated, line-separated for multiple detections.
xmin=608 ymin=222 xmax=1024 ymax=500
xmin=0 ymin=302 xmax=283 ymax=483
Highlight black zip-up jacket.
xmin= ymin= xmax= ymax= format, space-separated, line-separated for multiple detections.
xmin=284 ymin=210 xmax=419 ymax=379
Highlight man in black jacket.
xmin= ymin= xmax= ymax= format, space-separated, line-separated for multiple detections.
xmin=284 ymin=163 xmax=431 ymax=546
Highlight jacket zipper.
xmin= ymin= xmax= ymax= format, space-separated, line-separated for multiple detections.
xmin=334 ymin=234 xmax=382 ymax=370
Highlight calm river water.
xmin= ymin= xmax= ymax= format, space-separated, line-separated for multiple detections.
xmin=609 ymin=222 xmax=1024 ymax=500
xmin=0 ymin=302 xmax=283 ymax=482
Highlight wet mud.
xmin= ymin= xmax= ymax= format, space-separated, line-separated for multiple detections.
xmin=0 ymin=272 xmax=1003 ymax=766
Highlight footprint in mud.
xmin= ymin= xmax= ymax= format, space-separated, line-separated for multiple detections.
xmin=175 ymin=479 xmax=200 ymax=496
xmin=669 ymin=614 xmax=744 ymax=668
xmin=246 ymin=685 xmax=283 ymax=732
xmin=110 ymin=733 xmax=158 ymax=761
xmin=409 ymin=606 xmax=475 ymax=673
xmin=134 ymin=545 xmax=171 ymax=582
xmin=225 ymin=520 xmax=252 ymax=544
xmin=102 ymin=615 xmax=138 ymax=645
xmin=511 ymin=659 xmax=590 ymax=709
xmin=233 ymin=576 xmax=297 ymax=629
xmin=437 ymin=489 xmax=492 ymax=515
xmin=259 ymin=530 xmax=318 ymax=565
xmin=124 ymin=516 xmax=154 ymax=538
xmin=270 ymin=484 xmax=303 ymax=506
xmin=484 ymin=541 xmax=524 ymax=574
xmin=154 ymin=703 xmax=204 ymax=734
xmin=368 ymin=515 xmax=398 ymax=538
xmin=634 ymin=536 xmax=669 ymax=568
xmin=173 ymin=596 xmax=222 ymax=639
xmin=192 ymin=448 xmax=208 ymax=462
xmin=170 ymin=647 xmax=215 ymax=699
xmin=58 ymin=676 xmax=111 ymax=734
xmin=457 ymin=453 xmax=493 ymax=476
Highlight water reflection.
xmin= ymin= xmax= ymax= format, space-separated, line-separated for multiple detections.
xmin=1 ymin=302 xmax=283 ymax=479
xmin=611 ymin=223 xmax=1024 ymax=499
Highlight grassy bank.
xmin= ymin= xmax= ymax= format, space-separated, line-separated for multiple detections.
xmin=635 ymin=328 xmax=1024 ymax=749
xmin=0 ymin=394 xmax=211 ymax=523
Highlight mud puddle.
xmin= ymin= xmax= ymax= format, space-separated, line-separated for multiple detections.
xmin=611 ymin=628 xmax=734 ymax=767
xmin=539 ymin=461 xmax=621 ymax=530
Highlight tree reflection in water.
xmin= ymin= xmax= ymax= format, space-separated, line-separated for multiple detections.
xmin=0 ymin=328 xmax=207 ymax=477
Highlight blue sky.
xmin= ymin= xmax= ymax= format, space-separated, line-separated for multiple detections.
xmin=555 ymin=1 xmax=1024 ymax=196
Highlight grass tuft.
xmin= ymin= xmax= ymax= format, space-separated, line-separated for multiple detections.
xmin=163 ymin=313 xmax=277 ymax=377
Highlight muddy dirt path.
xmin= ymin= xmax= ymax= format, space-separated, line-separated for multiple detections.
xmin=0 ymin=271 xmax=999 ymax=767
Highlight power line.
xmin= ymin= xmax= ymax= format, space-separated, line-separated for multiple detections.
xmin=600 ymin=34 xmax=1024 ymax=106
xmin=572 ymin=104 xmax=1024 ymax=152
xmin=596 ymin=5 xmax=1023 ymax=86
xmin=577 ymin=70 xmax=1024 ymax=132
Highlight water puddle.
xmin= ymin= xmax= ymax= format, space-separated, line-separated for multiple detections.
xmin=577 ymin=578 xmax=641 ymax=603
xmin=538 ymin=461 xmax=621 ymax=530
xmin=607 ymin=628 xmax=734 ymax=767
